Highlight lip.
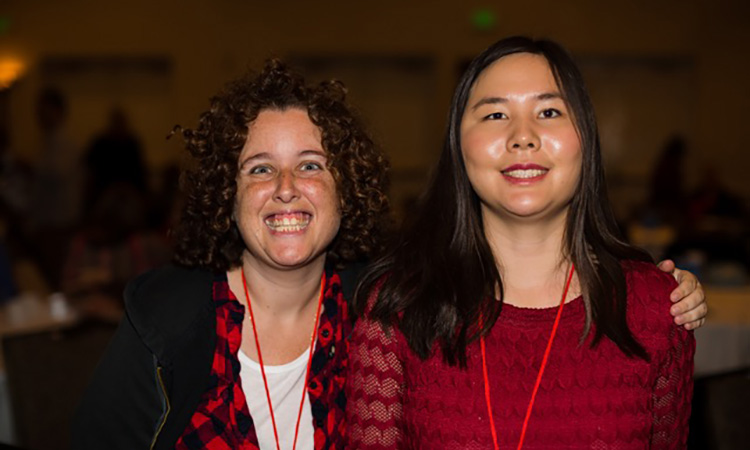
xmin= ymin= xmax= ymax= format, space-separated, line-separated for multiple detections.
xmin=500 ymin=163 xmax=549 ymax=184
xmin=263 ymin=211 xmax=312 ymax=234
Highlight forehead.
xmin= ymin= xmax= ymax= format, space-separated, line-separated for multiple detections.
xmin=240 ymin=107 xmax=325 ymax=159
xmin=469 ymin=53 xmax=559 ymax=97
xmin=249 ymin=107 xmax=318 ymax=134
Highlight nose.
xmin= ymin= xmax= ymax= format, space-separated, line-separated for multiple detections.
xmin=506 ymin=121 xmax=540 ymax=152
xmin=274 ymin=171 xmax=300 ymax=203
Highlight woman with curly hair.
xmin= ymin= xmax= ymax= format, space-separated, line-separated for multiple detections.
xmin=72 ymin=60 xmax=389 ymax=449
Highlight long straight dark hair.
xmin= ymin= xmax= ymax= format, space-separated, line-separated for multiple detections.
xmin=356 ymin=36 xmax=652 ymax=366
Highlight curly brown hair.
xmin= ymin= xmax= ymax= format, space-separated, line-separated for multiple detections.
xmin=172 ymin=59 xmax=390 ymax=271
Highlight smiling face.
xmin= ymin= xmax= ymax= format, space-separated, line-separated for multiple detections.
xmin=234 ymin=108 xmax=341 ymax=271
xmin=460 ymin=52 xmax=582 ymax=226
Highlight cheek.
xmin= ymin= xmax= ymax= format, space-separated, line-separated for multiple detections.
xmin=235 ymin=183 xmax=263 ymax=213
xmin=558 ymin=145 xmax=583 ymax=195
xmin=543 ymin=125 xmax=580 ymax=155
xmin=322 ymin=180 xmax=343 ymax=234
xmin=564 ymin=143 xmax=583 ymax=179
xmin=316 ymin=183 xmax=342 ymax=241
xmin=302 ymin=178 xmax=341 ymax=217
xmin=461 ymin=129 xmax=505 ymax=166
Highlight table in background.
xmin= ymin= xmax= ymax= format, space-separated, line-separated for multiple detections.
xmin=0 ymin=293 xmax=80 ymax=446
xmin=694 ymin=285 xmax=750 ymax=378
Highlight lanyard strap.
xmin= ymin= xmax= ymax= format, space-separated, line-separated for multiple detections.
xmin=481 ymin=263 xmax=575 ymax=450
xmin=242 ymin=269 xmax=325 ymax=450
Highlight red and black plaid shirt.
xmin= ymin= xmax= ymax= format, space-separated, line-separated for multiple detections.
xmin=176 ymin=269 xmax=351 ymax=449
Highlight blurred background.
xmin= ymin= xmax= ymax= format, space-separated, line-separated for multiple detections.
xmin=0 ymin=0 xmax=748 ymax=448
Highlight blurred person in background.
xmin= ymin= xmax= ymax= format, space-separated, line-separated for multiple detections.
xmin=649 ymin=137 xmax=688 ymax=210
xmin=688 ymin=164 xmax=747 ymax=226
xmin=83 ymin=106 xmax=147 ymax=213
xmin=61 ymin=181 xmax=172 ymax=321
xmin=347 ymin=37 xmax=699 ymax=449
xmin=26 ymin=87 xmax=84 ymax=288
xmin=0 ymin=127 xmax=32 ymax=226
xmin=72 ymin=60 xmax=390 ymax=449
xmin=627 ymin=136 xmax=689 ymax=261
xmin=667 ymin=164 xmax=750 ymax=284
xmin=63 ymin=107 xmax=173 ymax=317
xmin=647 ymin=135 xmax=689 ymax=227
xmin=31 ymin=87 xmax=83 ymax=231
xmin=0 ymin=127 xmax=24 ymax=301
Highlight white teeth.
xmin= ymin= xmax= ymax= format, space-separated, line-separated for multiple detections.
xmin=503 ymin=169 xmax=547 ymax=179
xmin=265 ymin=215 xmax=310 ymax=232
xmin=271 ymin=225 xmax=304 ymax=232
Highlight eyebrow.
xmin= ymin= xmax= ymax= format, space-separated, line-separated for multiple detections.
xmin=299 ymin=149 xmax=327 ymax=158
xmin=537 ymin=92 xmax=563 ymax=101
xmin=239 ymin=149 xmax=327 ymax=167
xmin=470 ymin=92 xmax=564 ymax=110
xmin=470 ymin=97 xmax=507 ymax=111
xmin=239 ymin=152 xmax=270 ymax=167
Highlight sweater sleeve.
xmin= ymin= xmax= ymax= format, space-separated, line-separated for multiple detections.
xmin=645 ymin=270 xmax=696 ymax=449
xmin=346 ymin=299 xmax=406 ymax=449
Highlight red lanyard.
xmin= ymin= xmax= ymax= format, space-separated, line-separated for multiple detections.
xmin=241 ymin=270 xmax=325 ymax=450
xmin=481 ymin=263 xmax=575 ymax=450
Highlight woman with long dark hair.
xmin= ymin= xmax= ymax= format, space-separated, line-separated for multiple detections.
xmin=347 ymin=37 xmax=696 ymax=448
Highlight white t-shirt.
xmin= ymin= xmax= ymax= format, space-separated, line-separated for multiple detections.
xmin=239 ymin=348 xmax=314 ymax=450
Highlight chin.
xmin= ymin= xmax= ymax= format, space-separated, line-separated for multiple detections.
xmin=269 ymin=250 xmax=322 ymax=269
xmin=502 ymin=202 xmax=546 ymax=218
xmin=270 ymin=256 xmax=309 ymax=268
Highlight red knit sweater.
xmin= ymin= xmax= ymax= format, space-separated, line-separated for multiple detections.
xmin=346 ymin=261 xmax=695 ymax=449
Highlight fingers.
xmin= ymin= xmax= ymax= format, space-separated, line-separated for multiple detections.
xmin=657 ymin=259 xmax=676 ymax=273
xmin=661 ymin=261 xmax=708 ymax=331
xmin=669 ymin=268 xmax=698 ymax=303
xmin=670 ymin=278 xmax=703 ymax=314
xmin=670 ymin=286 xmax=708 ymax=329
xmin=684 ymin=317 xmax=706 ymax=331
xmin=674 ymin=301 xmax=708 ymax=330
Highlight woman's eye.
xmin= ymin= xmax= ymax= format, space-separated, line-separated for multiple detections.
xmin=249 ymin=165 xmax=272 ymax=175
xmin=300 ymin=162 xmax=323 ymax=171
xmin=539 ymin=108 xmax=562 ymax=119
xmin=484 ymin=112 xmax=507 ymax=120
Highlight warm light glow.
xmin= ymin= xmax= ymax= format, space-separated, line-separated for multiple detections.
xmin=0 ymin=58 xmax=25 ymax=89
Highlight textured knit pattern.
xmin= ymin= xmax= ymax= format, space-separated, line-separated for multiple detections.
xmin=347 ymin=261 xmax=695 ymax=449
xmin=177 ymin=270 xmax=351 ymax=450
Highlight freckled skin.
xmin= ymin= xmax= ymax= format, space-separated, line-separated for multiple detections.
xmin=234 ymin=108 xmax=341 ymax=271
xmin=460 ymin=53 xmax=582 ymax=226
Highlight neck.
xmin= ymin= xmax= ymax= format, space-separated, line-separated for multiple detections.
xmin=482 ymin=210 xmax=577 ymax=307
xmin=228 ymin=252 xmax=326 ymax=321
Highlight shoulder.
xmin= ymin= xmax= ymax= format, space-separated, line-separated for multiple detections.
xmin=621 ymin=260 xmax=677 ymax=298
xmin=125 ymin=264 xmax=214 ymax=312
xmin=350 ymin=275 xmax=404 ymax=348
xmin=124 ymin=264 xmax=215 ymax=355
xmin=621 ymin=259 xmax=677 ymax=336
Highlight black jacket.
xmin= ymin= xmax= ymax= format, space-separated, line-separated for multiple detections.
xmin=71 ymin=265 xmax=216 ymax=449
xmin=71 ymin=263 xmax=363 ymax=449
